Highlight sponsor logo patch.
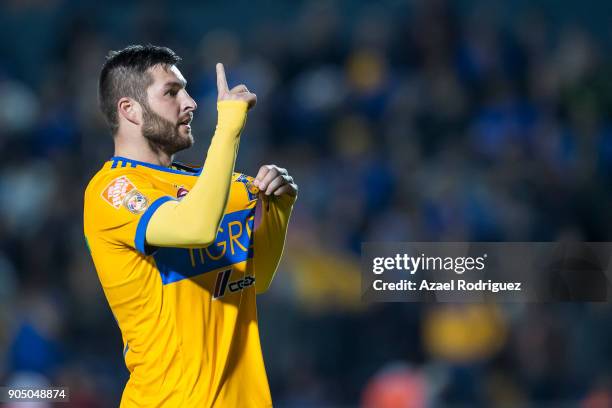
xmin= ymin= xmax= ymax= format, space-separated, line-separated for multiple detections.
xmin=102 ymin=176 xmax=136 ymax=209
xmin=123 ymin=189 xmax=149 ymax=214
xmin=213 ymin=269 xmax=255 ymax=299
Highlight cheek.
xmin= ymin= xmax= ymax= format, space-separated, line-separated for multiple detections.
xmin=153 ymin=101 xmax=180 ymax=123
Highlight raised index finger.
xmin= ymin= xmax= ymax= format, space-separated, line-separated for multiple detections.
xmin=216 ymin=63 xmax=229 ymax=94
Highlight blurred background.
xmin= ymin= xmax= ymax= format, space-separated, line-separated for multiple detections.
xmin=1 ymin=0 xmax=612 ymax=406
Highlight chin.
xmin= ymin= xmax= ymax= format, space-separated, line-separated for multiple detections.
xmin=183 ymin=137 xmax=194 ymax=150
xmin=178 ymin=127 xmax=194 ymax=144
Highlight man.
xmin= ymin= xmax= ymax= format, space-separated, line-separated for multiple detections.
xmin=83 ymin=45 xmax=297 ymax=407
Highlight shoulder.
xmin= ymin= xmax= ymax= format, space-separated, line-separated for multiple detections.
xmin=83 ymin=166 xmax=162 ymax=231
xmin=86 ymin=167 xmax=155 ymax=205
xmin=83 ymin=165 xmax=171 ymax=239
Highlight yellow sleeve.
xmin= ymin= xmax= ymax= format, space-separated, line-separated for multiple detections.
xmin=253 ymin=194 xmax=296 ymax=294
xmin=146 ymin=100 xmax=248 ymax=248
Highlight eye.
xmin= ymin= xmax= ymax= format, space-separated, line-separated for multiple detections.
xmin=166 ymin=89 xmax=178 ymax=97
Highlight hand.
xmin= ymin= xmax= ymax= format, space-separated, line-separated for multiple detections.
xmin=216 ymin=63 xmax=257 ymax=109
xmin=253 ymin=165 xmax=298 ymax=199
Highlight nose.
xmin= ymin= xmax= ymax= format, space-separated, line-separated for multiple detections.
xmin=182 ymin=91 xmax=197 ymax=113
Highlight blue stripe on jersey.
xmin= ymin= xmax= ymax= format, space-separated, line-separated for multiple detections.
xmin=153 ymin=207 xmax=255 ymax=285
xmin=134 ymin=196 xmax=176 ymax=254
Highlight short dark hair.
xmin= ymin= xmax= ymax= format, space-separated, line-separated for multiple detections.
xmin=98 ymin=44 xmax=181 ymax=134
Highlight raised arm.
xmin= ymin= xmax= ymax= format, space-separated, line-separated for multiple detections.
xmin=146 ymin=64 xmax=257 ymax=248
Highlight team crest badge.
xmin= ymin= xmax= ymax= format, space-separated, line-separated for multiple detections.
xmin=246 ymin=181 xmax=259 ymax=196
xmin=102 ymin=176 xmax=136 ymax=209
xmin=123 ymin=189 xmax=149 ymax=214
xmin=236 ymin=174 xmax=259 ymax=201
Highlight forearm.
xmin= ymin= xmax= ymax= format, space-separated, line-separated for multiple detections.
xmin=254 ymin=195 xmax=295 ymax=294
xmin=146 ymin=100 xmax=248 ymax=248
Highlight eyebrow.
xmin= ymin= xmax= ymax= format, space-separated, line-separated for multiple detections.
xmin=163 ymin=79 xmax=187 ymax=89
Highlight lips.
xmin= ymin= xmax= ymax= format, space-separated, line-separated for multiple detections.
xmin=178 ymin=119 xmax=192 ymax=132
xmin=178 ymin=114 xmax=193 ymax=126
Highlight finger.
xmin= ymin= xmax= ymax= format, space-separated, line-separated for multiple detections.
xmin=259 ymin=167 xmax=280 ymax=191
xmin=273 ymin=183 xmax=297 ymax=196
xmin=230 ymin=84 xmax=249 ymax=94
xmin=216 ymin=63 xmax=229 ymax=94
xmin=254 ymin=165 xmax=272 ymax=186
xmin=265 ymin=175 xmax=287 ymax=195
xmin=244 ymin=93 xmax=257 ymax=109
xmin=227 ymin=92 xmax=257 ymax=108
xmin=277 ymin=174 xmax=293 ymax=184
xmin=265 ymin=174 xmax=292 ymax=195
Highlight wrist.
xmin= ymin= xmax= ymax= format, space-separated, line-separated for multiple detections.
xmin=216 ymin=100 xmax=248 ymax=135
xmin=275 ymin=193 xmax=297 ymax=208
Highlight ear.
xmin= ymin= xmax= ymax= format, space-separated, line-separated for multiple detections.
xmin=117 ymin=97 xmax=142 ymax=126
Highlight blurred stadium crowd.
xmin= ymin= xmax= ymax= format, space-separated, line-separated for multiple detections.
xmin=1 ymin=0 xmax=612 ymax=406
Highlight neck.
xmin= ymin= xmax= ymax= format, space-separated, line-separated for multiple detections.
xmin=113 ymin=133 xmax=173 ymax=167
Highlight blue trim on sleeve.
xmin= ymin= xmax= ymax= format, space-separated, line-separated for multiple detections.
xmin=134 ymin=196 xmax=175 ymax=254
xmin=109 ymin=156 xmax=202 ymax=176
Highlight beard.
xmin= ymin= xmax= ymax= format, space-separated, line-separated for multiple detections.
xmin=141 ymin=103 xmax=193 ymax=156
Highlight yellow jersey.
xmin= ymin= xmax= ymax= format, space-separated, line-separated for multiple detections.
xmin=83 ymin=156 xmax=272 ymax=407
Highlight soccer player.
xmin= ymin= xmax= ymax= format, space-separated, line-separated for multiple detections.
xmin=83 ymin=45 xmax=297 ymax=407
